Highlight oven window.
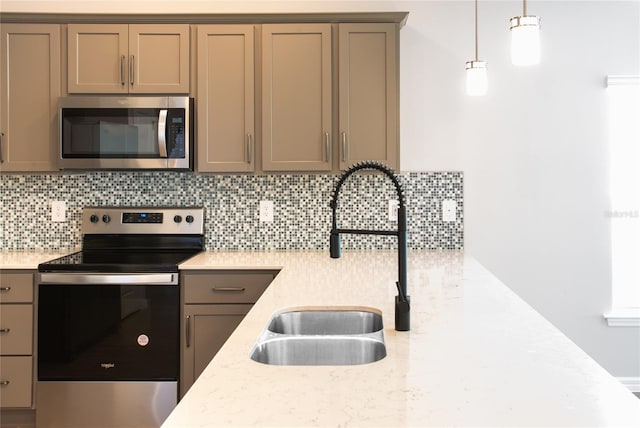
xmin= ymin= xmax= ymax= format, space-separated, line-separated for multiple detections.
xmin=38 ymin=284 xmax=179 ymax=381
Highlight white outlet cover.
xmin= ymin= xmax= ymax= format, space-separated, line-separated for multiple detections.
xmin=259 ymin=200 xmax=274 ymax=223
xmin=442 ymin=200 xmax=456 ymax=222
xmin=51 ymin=200 xmax=66 ymax=222
xmin=388 ymin=199 xmax=399 ymax=222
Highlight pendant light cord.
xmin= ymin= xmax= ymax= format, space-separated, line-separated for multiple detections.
xmin=474 ymin=0 xmax=479 ymax=61
xmin=523 ymin=0 xmax=527 ymax=16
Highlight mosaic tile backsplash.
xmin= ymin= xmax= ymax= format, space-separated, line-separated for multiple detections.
xmin=0 ymin=172 xmax=463 ymax=250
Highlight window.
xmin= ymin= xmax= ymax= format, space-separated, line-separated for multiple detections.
xmin=605 ymin=75 xmax=640 ymax=326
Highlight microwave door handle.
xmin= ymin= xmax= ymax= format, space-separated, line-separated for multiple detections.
xmin=158 ymin=109 xmax=168 ymax=158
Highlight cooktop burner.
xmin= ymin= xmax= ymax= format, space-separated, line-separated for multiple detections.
xmin=38 ymin=207 xmax=205 ymax=273
xmin=39 ymin=249 xmax=202 ymax=273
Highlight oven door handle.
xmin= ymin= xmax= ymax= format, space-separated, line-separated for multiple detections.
xmin=39 ymin=273 xmax=178 ymax=285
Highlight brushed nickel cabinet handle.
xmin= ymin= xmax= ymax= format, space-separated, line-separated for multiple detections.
xmin=324 ymin=132 xmax=330 ymax=162
xmin=0 ymin=328 xmax=10 ymax=333
xmin=341 ymin=132 xmax=347 ymax=162
xmin=185 ymin=315 xmax=191 ymax=348
xmin=120 ymin=55 xmax=125 ymax=87
xmin=0 ymin=286 xmax=10 ymax=292
xmin=211 ymin=287 xmax=245 ymax=293
xmin=246 ymin=134 xmax=252 ymax=163
xmin=0 ymin=132 xmax=5 ymax=164
xmin=0 ymin=381 xmax=10 ymax=386
xmin=130 ymin=55 xmax=134 ymax=87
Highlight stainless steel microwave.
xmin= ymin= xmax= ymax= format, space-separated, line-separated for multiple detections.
xmin=59 ymin=96 xmax=193 ymax=170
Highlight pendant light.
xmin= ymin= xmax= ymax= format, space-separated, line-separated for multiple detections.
xmin=466 ymin=0 xmax=487 ymax=96
xmin=510 ymin=0 xmax=541 ymax=66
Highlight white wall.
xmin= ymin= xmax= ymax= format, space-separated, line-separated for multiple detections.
xmin=2 ymin=0 xmax=639 ymax=378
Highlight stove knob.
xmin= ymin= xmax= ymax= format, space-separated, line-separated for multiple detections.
xmin=90 ymin=214 xmax=99 ymax=223
xmin=174 ymin=215 xmax=183 ymax=223
xmin=102 ymin=214 xmax=111 ymax=224
xmin=185 ymin=215 xmax=194 ymax=224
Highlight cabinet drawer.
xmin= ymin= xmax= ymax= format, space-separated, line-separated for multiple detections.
xmin=0 ymin=272 xmax=33 ymax=303
xmin=183 ymin=272 xmax=274 ymax=304
xmin=0 ymin=305 xmax=33 ymax=355
xmin=0 ymin=356 xmax=32 ymax=408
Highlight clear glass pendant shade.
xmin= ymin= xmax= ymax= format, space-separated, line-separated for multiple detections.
xmin=510 ymin=15 xmax=541 ymax=66
xmin=466 ymin=61 xmax=488 ymax=96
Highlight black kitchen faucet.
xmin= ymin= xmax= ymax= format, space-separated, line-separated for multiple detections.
xmin=329 ymin=161 xmax=410 ymax=331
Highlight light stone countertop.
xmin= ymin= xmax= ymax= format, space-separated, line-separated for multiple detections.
xmin=166 ymin=250 xmax=640 ymax=427
xmin=0 ymin=249 xmax=75 ymax=269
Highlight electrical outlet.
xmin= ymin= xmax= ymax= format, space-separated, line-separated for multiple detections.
xmin=442 ymin=199 xmax=456 ymax=222
xmin=51 ymin=201 xmax=66 ymax=222
xmin=259 ymin=200 xmax=274 ymax=223
xmin=388 ymin=199 xmax=399 ymax=223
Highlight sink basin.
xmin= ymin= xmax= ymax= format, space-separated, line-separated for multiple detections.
xmin=267 ymin=309 xmax=383 ymax=335
xmin=250 ymin=335 xmax=386 ymax=366
xmin=250 ymin=307 xmax=386 ymax=366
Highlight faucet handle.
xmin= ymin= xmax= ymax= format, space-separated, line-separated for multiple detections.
xmin=395 ymin=295 xmax=411 ymax=331
xmin=330 ymin=230 xmax=341 ymax=258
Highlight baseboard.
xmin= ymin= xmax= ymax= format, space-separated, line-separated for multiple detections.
xmin=618 ymin=377 xmax=640 ymax=393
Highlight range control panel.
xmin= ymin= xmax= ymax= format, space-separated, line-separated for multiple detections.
xmin=82 ymin=207 xmax=204 ymax=235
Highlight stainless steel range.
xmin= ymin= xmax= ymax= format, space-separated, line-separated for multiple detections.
xmin=36 ymin=207 xmax=204 ymax=428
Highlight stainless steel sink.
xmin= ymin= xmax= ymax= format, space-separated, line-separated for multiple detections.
xmin=250 ymin=335 xmax=386 ymax=366
xmin=267 ymin=309 xmax=383 ymax=335
xmin=250 ymin=307 xmax=386 ymax=366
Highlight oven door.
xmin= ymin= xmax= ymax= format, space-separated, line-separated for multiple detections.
xmin=37 ymin=273 xmax=179 ymax=381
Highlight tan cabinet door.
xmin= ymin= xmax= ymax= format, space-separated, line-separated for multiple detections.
xmin=262 ymin=24 xmax=332 ymax=171
xmin=68 ymin=24 xmax=189 ymax=94
xmin=339 ymin=23 xmax=398 ymax=171
xmin=180 ymin=304 xmax=251 ymax=398
xmin=129 ymin=24 xmax=190 ymax=93
xmin=0 ymin=24 xmax=60 ymax=172
xmin=197 ymin=25 xmax=255 ymax=172
xmin=68 ymin=24 xmax=128 ymax=93
xmin=0 ymin=305 xmax=33 ymax=355
xmin=0 ymin=356 xmax=32 ymax=408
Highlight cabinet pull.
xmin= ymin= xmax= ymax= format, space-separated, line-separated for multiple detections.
xmin=324 ymin=132 xmax=330 ymax=162
xmin=341 ymin=132 xmax=347 ymax=162
xmin=130 ymin=55 xmax=135 ymax=87
xmin=0 ymin=286 xmax=10 ymax=292
xmin=211 ymin=287 xmax=245 ymax=293
xmin=246 ymin=134 xmax=252 ymax=163
xmin=0 ymin=328 xmax=10 ymax=333
xmin=0 ymin=381 xmax=9 ymax=386
xmin=120 ymin=55 xmax=125 ymax=87
xmin=0 ymin=132 xmax=4 ymax=164
xmin=185 ymin=315 xmax=191 ymax=348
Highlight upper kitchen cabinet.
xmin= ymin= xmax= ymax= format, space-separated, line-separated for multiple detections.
xmin=262 ymin=24 xmax=332 ymax=172
xmin=0 ymin=24 xmax=60 ymax=172
xmin=68 ymin=24 xmax=189 ymax=94
xmin=338 ymin=24 xmax=398 ymax=171
xmin=197 ymin=25 xmax=255 ymax=172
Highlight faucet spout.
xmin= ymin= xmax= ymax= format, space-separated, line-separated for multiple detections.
xmin=329 ymin=161 xmax=410 ymax=331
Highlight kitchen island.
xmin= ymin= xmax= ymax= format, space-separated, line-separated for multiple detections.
xmin=166 ymin=250 xmax=640 ymax=427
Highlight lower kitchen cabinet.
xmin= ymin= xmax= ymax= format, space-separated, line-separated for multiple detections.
xmin=0 ymin=271 xmax=35 ymax=410
xmin=180 ymin=270 xmax=276 ymax=398
xmin=0 ymin=356 xmax=32 ymax=408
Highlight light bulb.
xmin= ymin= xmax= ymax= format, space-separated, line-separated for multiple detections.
xmin=510 ymin=16 xmax=541 ymax=66
xmin=466 ymin=61 xmax=488 ymax=96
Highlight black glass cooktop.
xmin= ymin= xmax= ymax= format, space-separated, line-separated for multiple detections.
xmin=38 ymin=249 xmax=202 ymax=273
